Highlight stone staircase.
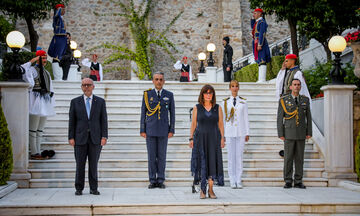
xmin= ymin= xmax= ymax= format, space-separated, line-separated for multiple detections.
xmin=28 ymin=81 xmax=328 ymax=188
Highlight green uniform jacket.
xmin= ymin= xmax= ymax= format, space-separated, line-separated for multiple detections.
xmin=277 ymin=94 xmax=312 ymax=140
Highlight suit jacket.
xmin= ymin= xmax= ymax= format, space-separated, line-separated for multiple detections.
xmin=140 ymin=88 xmax=175 ymax=137
xmin=68 ymin=95 xmax=108 ymax=145
xmin=221 ymin=96 xmax=250 ymax=137
xmin=277 ymin=94 xmax=312 ymax=140
xmin=223 ymin=44 xmax=233 ymax=68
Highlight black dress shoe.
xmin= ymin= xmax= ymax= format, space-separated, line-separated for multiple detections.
xmin=75 ymin=190 xmax=82 ymax=196
xmin=148 ymin=183 xmax=157 ymax=189
xmin=90 ymin=190 xmax=100 ymax=195
xmin=283 ymin=182 xmax=292 ymax=189
xmin=158 ymin=183 xmax=166 ymax=189
xmin=294 ymin=183 xmax=306 ymax=189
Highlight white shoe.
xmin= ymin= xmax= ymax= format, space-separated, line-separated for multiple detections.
xmin=236 ymin=183 xmax=243 ymax=189
xmin=230 ymin=183 xmax=236 ymax=189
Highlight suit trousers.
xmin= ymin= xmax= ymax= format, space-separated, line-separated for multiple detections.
xmin=227 ymin=137 xmax=245 ymax=185
xmin=284 ymin=139 xmax=305 ymax=184
xmin=74 ymin=136 xmax=102 ymax=191
xmin=146 ymin=136 xmax=168 ymax=184
xmin=29 ymin=114 xmax=47 ymax=155
xmin=223 ymin=66 xmax=232 ymax=82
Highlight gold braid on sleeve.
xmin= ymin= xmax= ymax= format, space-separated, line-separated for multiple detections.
xmin=224 ymin=100 xmax=235 ymax=122
xmin=144 ymin=91 xmax=161 ymax=120
xmin=280 ymin=98 xmax=299 ymax=126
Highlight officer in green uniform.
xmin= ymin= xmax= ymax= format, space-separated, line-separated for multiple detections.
xmin=277 ymin=78 xmax=312 ymax=189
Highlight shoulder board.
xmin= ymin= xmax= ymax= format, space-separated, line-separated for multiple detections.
xmin=144 ymin=88 xmax=152 ymax=92
xmin=300 ymin=94 xmax=309 ymax=99
xmin=223 ymin=97 xmax=230 ymax=101
xmin=238 ymin=96 xmax=246 ymax=100
xmin=280 ymin=94 xmax=290 ymax=99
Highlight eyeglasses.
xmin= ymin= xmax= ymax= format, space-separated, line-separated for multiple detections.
xmin=154 ymin=78 xmax=163 ymax=81
xmin=81 ymin=84 xmax=93 ymax=87
xmin=203 ymin=92 xmax=214 ymax=95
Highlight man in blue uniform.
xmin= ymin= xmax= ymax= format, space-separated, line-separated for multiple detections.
xmin=48 ymin=4 xmax=67 ymax=80
xmin=140 ymin=72 xmax=175 ymax=189
xmin=251 ymin=8 xmax=271 ymax=83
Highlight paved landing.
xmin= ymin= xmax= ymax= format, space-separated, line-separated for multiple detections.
xmin=0 ymin=187 xmax=360 ymax=215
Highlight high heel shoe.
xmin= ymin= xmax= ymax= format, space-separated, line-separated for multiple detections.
xmin=200 ymin=190 xmax=206 ymax=199
xmin=208 ymin=189 xmax=217 ymax=199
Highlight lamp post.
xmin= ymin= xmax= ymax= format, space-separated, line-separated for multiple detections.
xmin=328 ymin=35 xmax=347 ymax=84
xmin=70 ymin=40 xmax=77 ymax=64
xmin=73 ymin=50 xmax=82 ymax=72
xmin=198 ymin=52 xmax=206 ymax=73
xmin=6 ymin=31 xmax=26 ymax=81
xmin=206 ymin=43 xmax=216 ymax=67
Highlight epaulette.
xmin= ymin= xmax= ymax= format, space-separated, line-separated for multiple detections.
xmin=144 ymin=88 xmax=152 ymax=92
xmin=223 ymin=97 xmax=230 ymax=101
xmin=239 ymin=96 xmax=246 ymax=100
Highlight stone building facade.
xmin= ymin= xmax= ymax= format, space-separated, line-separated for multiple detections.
xmin=16 ymin=0 xmax=289 ymax=80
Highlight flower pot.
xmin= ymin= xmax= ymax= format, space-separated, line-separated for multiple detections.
xmin=350 ymin=42 xmax=360 ymax=78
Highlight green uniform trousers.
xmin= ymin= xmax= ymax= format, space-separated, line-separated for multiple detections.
xmin=284 ymin=139 xmax=305 ymax=184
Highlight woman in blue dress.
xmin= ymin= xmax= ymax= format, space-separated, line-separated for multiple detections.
xmin=189 ymin=85 xmax=225 ymax=199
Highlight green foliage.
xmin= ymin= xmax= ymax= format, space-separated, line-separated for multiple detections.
xmin=234 ymin=55 xmax=285 ymax=82
xmin=93 ymin=0 xmax=182 ymax=80
xmin=1 ymin=51 xmax=53 ymax=81
xmin=0 ymin=102 xmax=13 ymax=185
xmin=303 ymin=61 xmax=359 ymax=98
xmin=356 ymin=131 xmax=360 ymax=182
xmin=0 ymin=15 xmax=15 ymax=43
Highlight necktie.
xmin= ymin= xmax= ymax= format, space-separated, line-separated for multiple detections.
xmin=157 ymin=91 xmax=161 ymax=100
xmin=86 ymin=97 xmax=91 ymax=118
xmin=233 ymin=97 xmax=236 ymax=106
xmin=295 ymin=97 xmax=298 ymax=105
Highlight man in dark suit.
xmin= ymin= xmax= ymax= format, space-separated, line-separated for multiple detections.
xmin=68 ymin=78 xmax=108 ymax=195
xmin=222 ymin=36 xmax=233 ymax=82
xmin=140 ymin=72 xmax=175 ymax=189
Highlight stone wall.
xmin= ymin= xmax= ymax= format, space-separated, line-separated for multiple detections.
xmin=15 ymin=0 xmax=290 ymax=80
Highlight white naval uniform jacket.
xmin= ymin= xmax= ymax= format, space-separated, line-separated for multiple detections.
xmin=221 ymin=96 xmax=250 ymax=138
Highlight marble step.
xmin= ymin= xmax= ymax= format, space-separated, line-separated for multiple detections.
xmin=29 ymin=167 xmax=325 ymax=179
xmin=43 ymin=133 xmax=285 ymax=143
xmin=41 ymin=141 xmax=314 ymax=151
xmin=52 ymin=80 xmax=276 ymax=89
xmin=53 ymin=105 xmax=278 ymax=114
xmin=50 ymin=149 xmax=320 ymax=159
xmin=43 ymin=126 xmax=278 ymax=135
xmin=4 ymin=187 xmax=360 ymax=216
xmin=29 ymin=158 xmax=325 ymax=169
xmin=45 ymin=118 xmax=278 ymax=128
xmin=28 ymin=177 xmax=328 ymax=188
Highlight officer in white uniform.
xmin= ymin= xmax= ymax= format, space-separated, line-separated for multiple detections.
xmin=221 ymin=80 xmax=250 ymax=189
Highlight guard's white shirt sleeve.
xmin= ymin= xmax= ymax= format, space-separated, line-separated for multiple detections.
xmin=21 ymin=62 xmax=35 ymax=89
xmin=99 ymin=63 xmax=103 ymax=81
xmin=275 ymin=69 xmax=285 ymax=101
xmin=173 ymin=60 xmax=182 ymax=70
xmin=81 ymin=58 xmax=91 ymax=68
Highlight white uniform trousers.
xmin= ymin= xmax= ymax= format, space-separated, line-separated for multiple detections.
xmin=29 ymin=114 xmax=47 ymax=155
xmin=227 ymin=137 xmax=245 ymax=185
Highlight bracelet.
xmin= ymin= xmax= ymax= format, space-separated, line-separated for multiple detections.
xmin=189 ymin=138 xmax=193 ymax=141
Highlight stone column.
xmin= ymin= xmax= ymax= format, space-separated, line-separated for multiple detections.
xmin=321 ymin=85 xmax=358 ymax=186
xmin=205 ymin=66 xmax=217 ymax=83
xmin=0 ymin=82 xmax=31 ymax=187
xmin=197 ymin=73 xmax=207 ymax=83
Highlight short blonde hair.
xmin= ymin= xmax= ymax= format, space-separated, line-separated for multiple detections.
xmin=229 ymin=80 xmax=239 ymax=88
